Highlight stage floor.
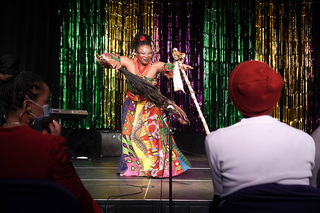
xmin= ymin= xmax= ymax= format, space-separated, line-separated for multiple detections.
xmin=72 ymin=154 xmax=214 ymax=213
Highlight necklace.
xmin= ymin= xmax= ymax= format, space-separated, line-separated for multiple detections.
xmin=3 ymin=122 xmax=23 ymax=126
xmin=134 ymin=57 xmax=152 ymax=78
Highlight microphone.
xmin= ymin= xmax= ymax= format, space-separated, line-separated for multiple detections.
xmin=167 ymin=105 xmax=174 ymax=117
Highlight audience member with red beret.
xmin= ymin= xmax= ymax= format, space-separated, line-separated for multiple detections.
xmin=205 ymin=60 xmax=316 ymax=211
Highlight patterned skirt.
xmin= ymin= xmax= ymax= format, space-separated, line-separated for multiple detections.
xmin=118 ymin=91 xmax=191 ymax=177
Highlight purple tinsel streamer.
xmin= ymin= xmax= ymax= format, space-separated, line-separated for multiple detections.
xmin=154 ymin=0 xmax=205 ymax=132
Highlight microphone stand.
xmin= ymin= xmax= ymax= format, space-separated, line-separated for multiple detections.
xmin=167 ymin=107 xmax=173 ymax=213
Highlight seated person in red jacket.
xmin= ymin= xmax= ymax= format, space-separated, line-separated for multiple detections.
xmin=0 ymin=55 xmax=102 ymax=213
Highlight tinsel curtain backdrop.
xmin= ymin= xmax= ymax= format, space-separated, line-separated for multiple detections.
xmin=59 ymin=0 xmax=319 ymax=133
xmin=59 ymin=0 xmax=106 ymax=129
xmin=154 ymin=0 xmax=205 ymax=132
xmin=104 ymin=0 xmax=154 ymax=129
xmin=203 ymin=0 xmax=255 ymax=129
xmin=255 ymin=0 xmax=313 ymax=132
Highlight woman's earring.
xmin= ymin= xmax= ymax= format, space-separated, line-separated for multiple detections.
xmin=131 ymin=52 xmax=136 ymax=58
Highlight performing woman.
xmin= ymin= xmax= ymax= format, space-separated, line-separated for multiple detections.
xmin=96 ymin=33 xmax=192 ymax=177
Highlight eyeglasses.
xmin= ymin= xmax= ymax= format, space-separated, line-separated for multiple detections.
xmin=137 ymin=51 xmax=153 ymax=56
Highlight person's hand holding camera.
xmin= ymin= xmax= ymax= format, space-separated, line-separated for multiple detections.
xmin=48 ymin=120 xmax=62 ymax=136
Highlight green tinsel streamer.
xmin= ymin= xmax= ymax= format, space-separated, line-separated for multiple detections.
xmin=203 ymin=0 xmax=255 ymax=130
xmin=59 ymin=0 xmax=105 ymax=129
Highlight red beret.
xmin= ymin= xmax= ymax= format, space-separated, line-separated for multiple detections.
xmin=228 ymin=60 xmax=284 ymax=117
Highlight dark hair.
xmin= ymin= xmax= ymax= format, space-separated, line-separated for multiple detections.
xmin=118 ymin=67 xmax=190 ymax=125
xmin=132 ymin=33 xmax=153 ymax=52
xmin=0 ymin=55 xmax=44 ymax=112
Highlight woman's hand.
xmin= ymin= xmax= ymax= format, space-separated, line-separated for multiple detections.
xmin=96 ymin=53 xmax=121 ymax=70
xmin=180 ymin=64 xmax=193 ymax=71
xmin=49 ymin=120 xmax=62 ymax=136
xmin=108 ymin=59 xmax=121 ymax=70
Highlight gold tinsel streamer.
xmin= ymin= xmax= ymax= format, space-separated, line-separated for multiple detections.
xmin=104 ymin=0 xmax=154 ymax=129
xmin=255 ymin=0 xmax=312 ymax=132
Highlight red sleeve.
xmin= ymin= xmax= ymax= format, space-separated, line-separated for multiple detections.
xmin=50 ymin=137 xmax=102 ymax=213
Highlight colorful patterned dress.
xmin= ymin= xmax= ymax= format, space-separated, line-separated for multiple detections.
xmin=118 ymin=76 xmax=191 ymax=177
